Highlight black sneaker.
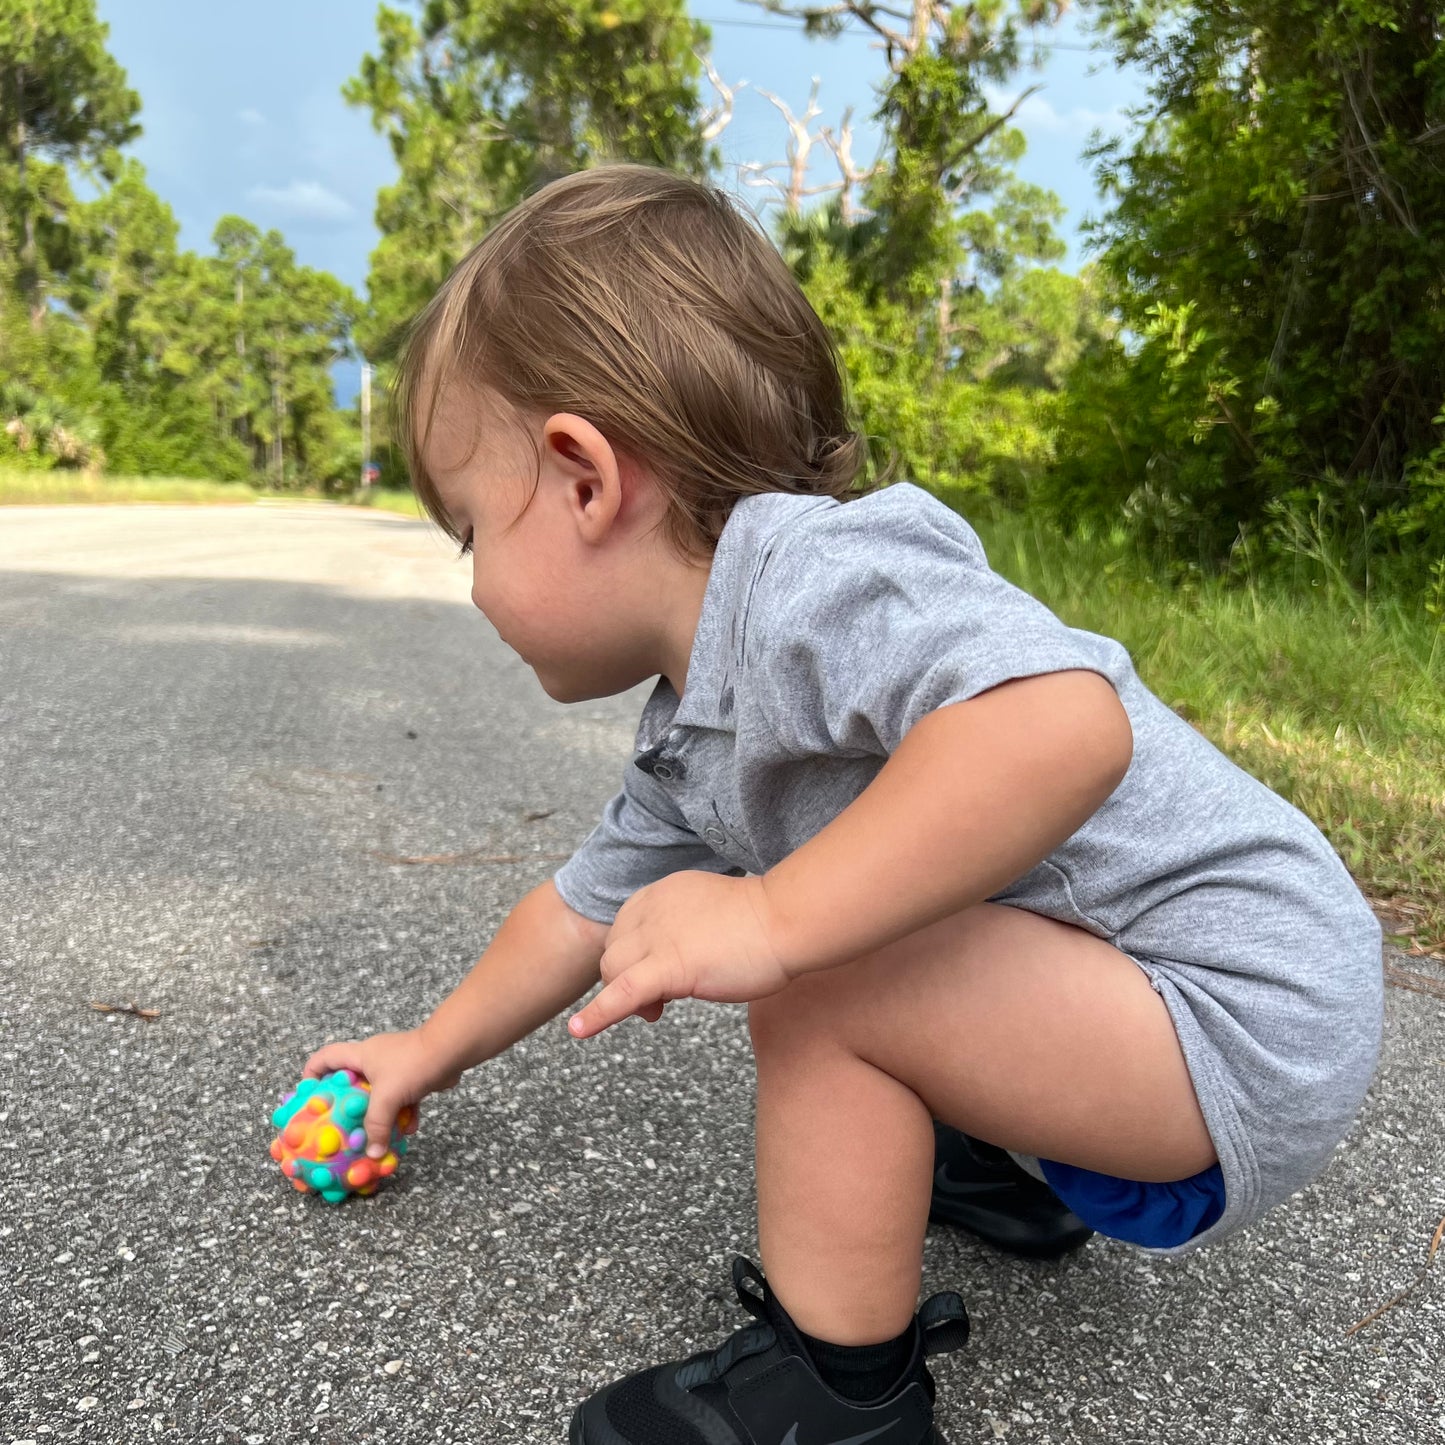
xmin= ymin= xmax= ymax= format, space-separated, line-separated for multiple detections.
xmin=569 ymin=1255 xmax=971 ymax=1445
xmin=928 ymin=1122 xmax=1094 ymax=1259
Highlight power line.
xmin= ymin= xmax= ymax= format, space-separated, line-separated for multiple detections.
xmin=697 ymin=13 xmax=1105 ymax=50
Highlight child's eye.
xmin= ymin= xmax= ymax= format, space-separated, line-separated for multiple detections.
xmin=456 ymin=529 xmax=474 ymax=559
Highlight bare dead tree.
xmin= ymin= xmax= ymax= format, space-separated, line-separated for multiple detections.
xmin=820 ymin=106 xmax=885 ymax=223
xmin=739 ymin=77 xmax=848 ymax=216
xmin=699 ymin=52 xmax=745 ymax=142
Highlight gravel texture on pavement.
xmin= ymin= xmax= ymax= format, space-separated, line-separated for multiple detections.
xmin=1 ymin=504 xmax=1441 ymax=1445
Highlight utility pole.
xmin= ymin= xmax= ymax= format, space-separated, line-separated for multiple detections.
xmin=360 ymin=361 xmax=373 ymax=491
xmin=271 ymin=370 xmax=284 ymax=487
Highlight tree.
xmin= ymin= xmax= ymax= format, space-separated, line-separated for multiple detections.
xmin=746 ymin=1 xmax=1103 ymax=507
xmin=66 ymin=158 xmax=180 ymax=385
xmin=0 ymin=0 xmax=140 ymax=327
xmin=199 ymin=219 xmax=358 ymax=485
xmin=749 ymin=2 xmax=1070 ymax=306
xmin=346 ymin=0 xmax=719 ymax=359
xmin=60 ymin=198 xmax=359 ymax=484
xmin=1071 ymin=0 xmax=1445 ymax=568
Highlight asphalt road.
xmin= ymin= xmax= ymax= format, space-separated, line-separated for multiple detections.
xmin=1 ymin=503 xmax=1442 ymax=1445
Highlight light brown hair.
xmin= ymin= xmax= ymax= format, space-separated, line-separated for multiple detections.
xmin=394 ymin=163 xmax=881 ymax=560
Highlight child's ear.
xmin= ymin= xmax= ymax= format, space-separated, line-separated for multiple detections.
xmin=542 ymin=412 xmax=623 ymax=542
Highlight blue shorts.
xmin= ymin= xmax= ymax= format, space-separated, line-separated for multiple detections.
xmin=1037 ymin=1157 xmax=1227 ymax=1249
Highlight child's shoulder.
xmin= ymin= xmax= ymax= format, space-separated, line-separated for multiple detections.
xmin=756 ymin=480 xmax=989 ymax=586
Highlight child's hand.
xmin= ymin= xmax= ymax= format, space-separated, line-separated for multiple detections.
xmin=567 ymin=873 xmax=792 ymax=1040
xmin=301 ymin=1030 xmax=462 ymax=1158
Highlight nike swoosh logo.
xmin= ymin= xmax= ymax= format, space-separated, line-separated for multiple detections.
xmin=780 ymin=1419 xmax=902 ymax=1445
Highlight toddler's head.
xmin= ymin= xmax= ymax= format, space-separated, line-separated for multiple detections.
xmin=395 ymin=163 xmax=873 ymax=701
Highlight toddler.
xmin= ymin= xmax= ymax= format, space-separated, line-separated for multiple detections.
xmin=304 ymin=164 xmax=1384 ymax=1443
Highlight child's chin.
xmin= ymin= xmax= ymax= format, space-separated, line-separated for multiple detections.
xmin=535 ymin=669 xmax=590 ymax=704
xmin=537 ymin=668 xmax=627 ymax=705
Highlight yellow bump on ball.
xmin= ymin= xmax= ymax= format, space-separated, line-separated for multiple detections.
xmin=315 ymin=1125 xmax=342 ymax=1158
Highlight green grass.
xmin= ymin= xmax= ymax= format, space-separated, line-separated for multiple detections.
xmin=350 ymin=486 xmax=424 ymax=518
xmin=971 ymin=510 xmax=1445 ymax=956
xmin=0 ymin=469 xmax=425 ymax=517
xmin=0 ymin=469 xmax=270 ymax=505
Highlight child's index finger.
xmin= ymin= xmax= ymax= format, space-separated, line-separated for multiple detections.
xmin=567 ymin=1006 xmax=609 ymax=1040
xmin=568 ymin=964 xmax=663 ymax=1040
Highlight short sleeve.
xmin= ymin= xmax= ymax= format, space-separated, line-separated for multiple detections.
xmin=750 ymin=487 xmax=1129 ymax=758
xmin=552 ymin=758 xmax=741 ymax=925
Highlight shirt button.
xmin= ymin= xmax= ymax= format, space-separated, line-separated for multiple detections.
xmin=653 ymin=762 xmax=675 ymax=781
xmin=703 ymin=824 xmax=726 ymax=847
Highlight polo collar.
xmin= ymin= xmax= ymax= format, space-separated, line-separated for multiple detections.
xmin=635 ymin=491 xmax=837 ymax=749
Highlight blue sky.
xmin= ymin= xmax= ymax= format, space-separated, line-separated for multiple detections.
xmin=96 ymin=1 xmax=1151 ymax=400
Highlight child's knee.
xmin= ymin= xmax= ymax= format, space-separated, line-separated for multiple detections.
xmin=747 ymin=964 xmax=874 ymax=1061
xmin=745 ymin=971 xmax=843 ymax=1051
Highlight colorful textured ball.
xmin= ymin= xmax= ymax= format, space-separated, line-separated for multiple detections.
xmin=269 ymin=1068 xmax=417 ymax=1203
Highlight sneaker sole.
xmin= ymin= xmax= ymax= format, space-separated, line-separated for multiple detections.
xmin=570 ymin=1410 xmax=953 ymax=1445
xmin=569 ymin=1410 xmax=953 ymax=1445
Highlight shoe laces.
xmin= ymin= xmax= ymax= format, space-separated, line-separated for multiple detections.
xmin=673 ymin=1259 xmax=779 ymax=1389
xmin=673 ymin=1258 xmax=971 ymax=1391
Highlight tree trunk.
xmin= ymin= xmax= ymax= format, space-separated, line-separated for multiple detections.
xmin=271 ymin=343 xmax=285 ymax=487
xmin=935 ymin=271 xmax=952 ymax=380
xmin=13 ymin=68 xmax=44 ymax=331
xmin=235 ymin=275 xmax=250 ymax=449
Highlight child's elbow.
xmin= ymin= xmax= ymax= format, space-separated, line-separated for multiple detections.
xmin=1096 ymin=685 xmax=1134 ymax=793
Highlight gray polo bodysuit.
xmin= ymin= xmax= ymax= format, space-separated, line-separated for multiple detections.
xmin=553 ymin=482 xmax=1384 ymax=1256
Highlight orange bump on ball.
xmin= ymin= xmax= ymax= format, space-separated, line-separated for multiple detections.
xmin=346 ymin=1158 xmax=376 ymax=1188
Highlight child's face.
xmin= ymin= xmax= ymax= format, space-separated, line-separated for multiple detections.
xmin=423 ymin=384 xmax=693 ymax=703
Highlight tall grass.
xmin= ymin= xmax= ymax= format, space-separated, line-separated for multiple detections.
xmin=0 ymin=470 xmax=265 ymax=505
xmin=0 ymin=469 xmax=424 ymax=517
xmin=971 ymin=508 xmax=1445 ymax=954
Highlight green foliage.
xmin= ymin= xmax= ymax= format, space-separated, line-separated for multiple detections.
xmin=346 ymin=0 xmax=719 ymax=359
xmin=7 ymin=0 xmax=1445 ymax=588
xmin=3 ymin=159 xmax=357 ymax=485
xmin=0 ymin=378 xmax=104 ymax=467
xmin=781 ymin=204 xmax=1073 ymax=511
xmin=1061 ymin=0 xmax=1445 ymax=577
xmin=198 ymin=216 xmax=359 ymax=485
xmin=0 ymin=0 xmax=140 ymax=324
xmin=0 ymin=4 xmax=359 ymax=490
xmin=762 ymin=2 xmax=1102 ymax=514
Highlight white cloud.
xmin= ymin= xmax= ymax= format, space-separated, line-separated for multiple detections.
xmin=982 ymin=86 xmax=1132 ymax=139
xmin=238 ymin=107 xmax=267 ymax=127
xmin=246 ymin=179 xmax=356 ymax=224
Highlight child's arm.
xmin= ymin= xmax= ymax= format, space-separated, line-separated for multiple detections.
xmin=569 ymin=669 xmax=1132 ymax=1039
xmin=760 ymin=669 xmax=1133 ymax=976
xmin=303 ymin=879 xmax=609 ymax=1153
xmin=420 ymin=878 xmax=611 ymax=1070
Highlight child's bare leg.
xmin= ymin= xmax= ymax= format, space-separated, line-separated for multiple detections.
xmin=748 ymin=901 xmax=1217 ymax=1344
